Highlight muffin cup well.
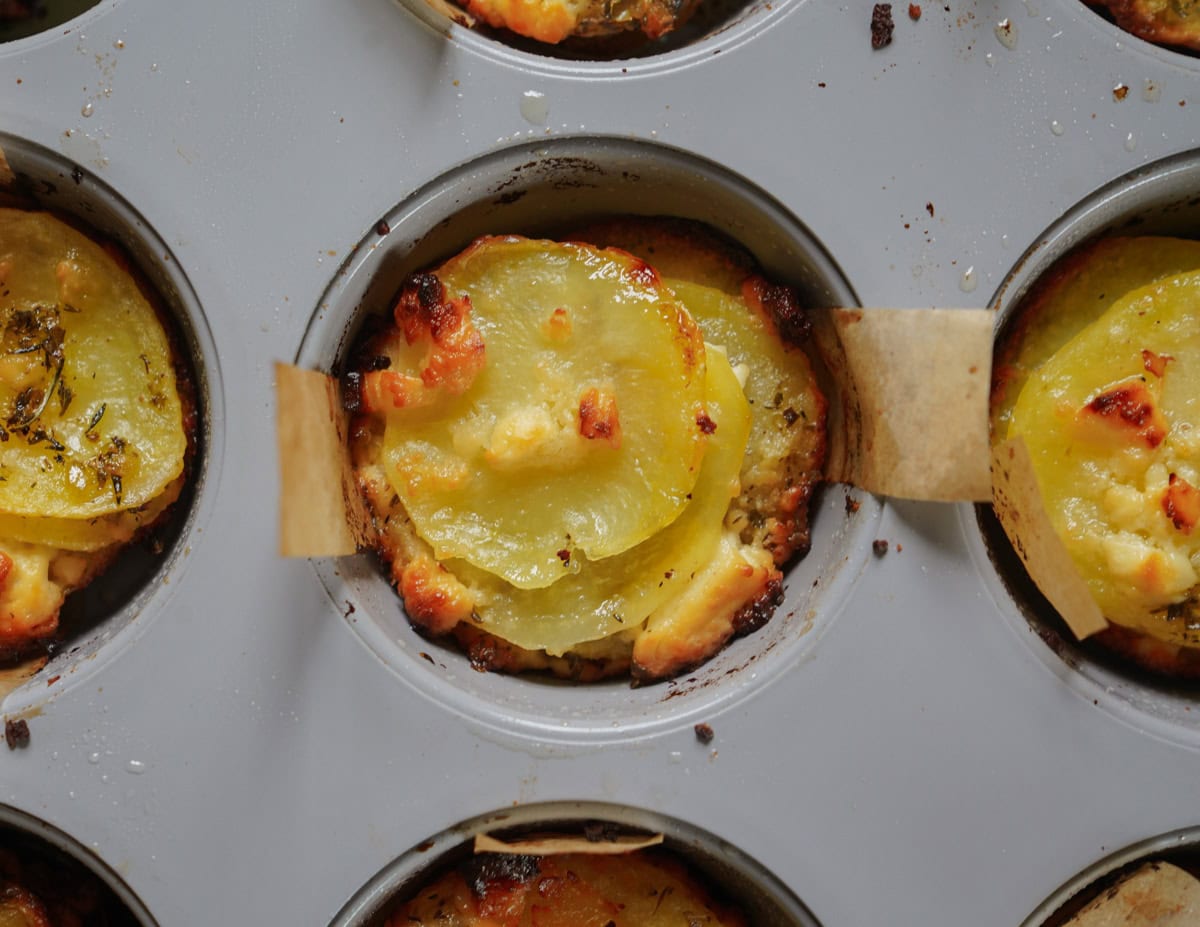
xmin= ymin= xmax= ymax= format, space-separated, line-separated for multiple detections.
xmin=297 ymin=134 xmax=879 ymax=742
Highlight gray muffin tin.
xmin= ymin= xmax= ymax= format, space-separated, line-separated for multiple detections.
xmin=2 ymin=1 xmax=1200 ymax=924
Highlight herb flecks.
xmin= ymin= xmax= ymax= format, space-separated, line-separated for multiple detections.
xmin=86 ymin=402 xmax=106 ymax=440
xmin=86 ymin=436 xmax=128 ymax=505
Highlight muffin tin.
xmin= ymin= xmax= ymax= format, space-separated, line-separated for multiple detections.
xmin=2 ymin=0 xmax=1200 ymax=924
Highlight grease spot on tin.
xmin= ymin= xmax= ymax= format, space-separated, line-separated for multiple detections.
xmin=994 ymin=18 xmax=1017 ymax=50
xmin=960 ymin=266 xmax=978 ymax=292
xmin=520 ymin=91 xmax=548 ymax=126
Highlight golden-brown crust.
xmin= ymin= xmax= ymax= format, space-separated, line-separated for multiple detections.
xmin=1091 ymin=0 xmax=1200 ymax=52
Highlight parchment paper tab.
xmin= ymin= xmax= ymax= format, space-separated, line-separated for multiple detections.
xmin=818 ymin=307 xmax=993 ymax=501
xmin=474 ymin=833 xmax=665 ymax=856
xmin=275 ymin=362 xmax=371 ymax=558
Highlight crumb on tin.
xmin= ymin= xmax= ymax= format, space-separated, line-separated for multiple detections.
xmin=5 ymin=718 xmax=30 ymax=750
xmin=871 ymin=3 xmax=894 ymax=48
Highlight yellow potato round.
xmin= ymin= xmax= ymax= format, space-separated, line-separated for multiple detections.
xmin=0 ymin=209 xmax=187 ymax=519
xmin=448 ymin=343 xmax=750 ymax=655
xmin=1009 ymin=266 xmax=1200 ymax=642
xmin=379 ymin=236 xmax=708 ymax=589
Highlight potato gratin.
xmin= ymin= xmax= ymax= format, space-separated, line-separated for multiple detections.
xmin=992 ymin=236 xmax=1200 ymax=675
xmin=457 ymin=0 xmax=701 ymax=45
xmin=0 ymin=208 xmax=192 ymax=652
xmin=345 ymin=220 xmax=825 ymax=682
xmin=386 ymin=850 xmax=747 ymax=927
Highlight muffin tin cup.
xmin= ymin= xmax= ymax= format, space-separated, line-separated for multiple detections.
xmin=331 ymin=801 xmax=821 ymax=927
xmin=297 ymin=133 xmax=881 ymax=743
xmin=1022 ymin=826 xmax=1200 ymax=926
xmin=972 ymin=147 xmax=1200 ymax=747
xmin=0 ymin=131 xmax=224 ymax=710
xmin=0 ymin=802 xmax=159 ymax=925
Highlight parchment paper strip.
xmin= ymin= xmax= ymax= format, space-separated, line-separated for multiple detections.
xmin=815 ymin=307 xmax=993 ymax=502
xmin=991 ymin=437 xmax=1107 ymax=639
xmin=275 ymin=362 xmax=371 ymax=558
xmin=474 ymin=833 xmax=665 ymax=856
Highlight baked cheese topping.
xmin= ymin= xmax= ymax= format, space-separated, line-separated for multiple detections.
xmin=1003 ymin=239 xmax=1199 ymax=647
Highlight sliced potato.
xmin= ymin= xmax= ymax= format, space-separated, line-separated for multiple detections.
xmin=0 ymin=209 xmax=187 ymax=519
xmin=378 ymin=236 xmax=709 ymax=590
xmin=1009 ymin=267 xmax=1200 ymax=642
xmin=0 ymin=474 xmax=182 ymax=552
xmin=447 ymin=342 xmax=749 ymax=655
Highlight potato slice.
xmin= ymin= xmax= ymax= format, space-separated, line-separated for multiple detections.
xmin=0 ymin=209 xmax=187 ymax=519
xmin=571 ymin=219 xmax=825 ymax=564
xmin=378 ymin=236 xmax=708 ymax=590
xmin=0 ymin=474 xmax=181 ymax=552
xmin=446 ymin=342 xmax=750 ymax=656
xmin=1008 ymin=268 xmax=1200 ymax=642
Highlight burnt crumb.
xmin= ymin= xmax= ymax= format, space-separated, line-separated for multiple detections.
xmin=342 ymin=600 xmax=356 ymax=618
xmin=1113 ymin=83 xmax=1129 ymax=101
xmin=583 ymin=821 xmax=623 ymax=843
xmin=70 ymin=165 xmax=84 ymax=185
xmin=871 ymin=3 xmax=894 ymax=48
xmin=872 ymin=539 xmax=889 ymax=557
xmin=461 ymin=853 xmax=540 ymax=899
xmin=844 ymin=492 xmax=861 ymax=515
xmin=908 ymin=2 xmax=920 ymax=18
xmin=925 ymin=201 xmax=935 ymax=217
xmin=693 ymin=722 xmax=714 ymax=744
xmin=4 ymin=718 xmax=29 ymax=750
xmin=782 ymin=407 xmax=800 ymax=426
xmin=375 ymin=219 xmax=391 ymax=236
xmin=695 ymin=412 xmax=717 ymax=435
xmin=556 ymin=548 xmax=571 ymax=564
